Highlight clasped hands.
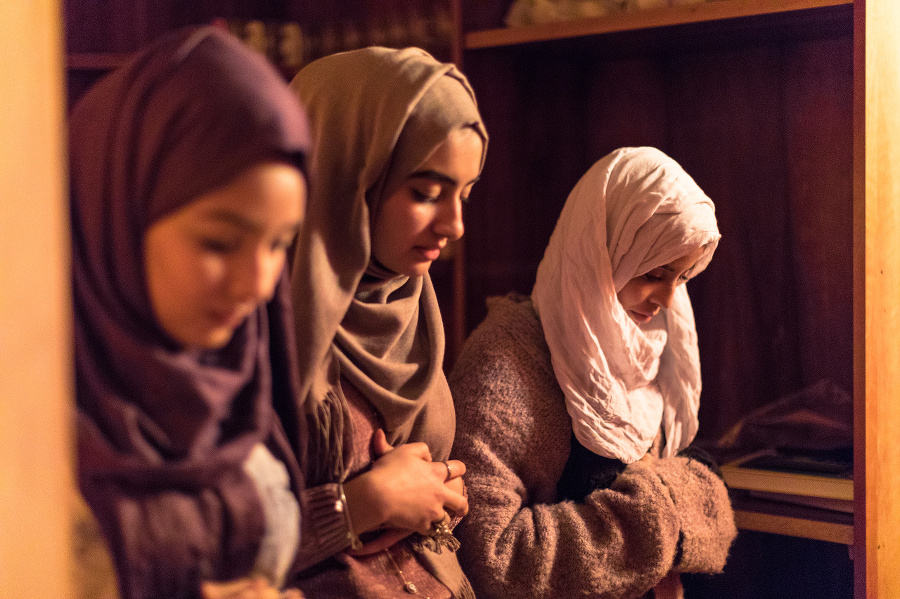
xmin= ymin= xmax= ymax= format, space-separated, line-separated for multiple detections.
xmin=342 ymin=428 xmax=468 ymax=555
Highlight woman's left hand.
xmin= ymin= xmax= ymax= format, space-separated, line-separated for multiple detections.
xmin=201 ymin=576 xmax=304 ymax=599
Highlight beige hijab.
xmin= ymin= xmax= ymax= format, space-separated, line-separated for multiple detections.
xmin=532 ymin=147 xmax=719 ymax=464
xmin=288 ymin=47 xmax=487 ymax=484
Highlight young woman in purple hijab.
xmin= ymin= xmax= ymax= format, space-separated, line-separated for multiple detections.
xmin=70 ymin=26 xmax=313 ymax=599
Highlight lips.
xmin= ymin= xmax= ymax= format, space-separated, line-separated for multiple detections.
xmin=416 ymin=246 xmax=443 ymax=261
xmin=628 ymin=310 xmax=654 ymax=324
xmin=208 ymin=308 xmax=250 ymax=329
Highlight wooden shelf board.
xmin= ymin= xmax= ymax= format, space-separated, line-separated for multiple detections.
xmin=735 ymin=509 xmax=854 ymax=544
xmin=464 ymin=0 xmax=853 ymax=49
xmin=731 ymin=493 xmax=854 ymax=544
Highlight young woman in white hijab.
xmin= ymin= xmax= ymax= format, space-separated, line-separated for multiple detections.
xmin=450 ymin=147 xmax=736 ymax=599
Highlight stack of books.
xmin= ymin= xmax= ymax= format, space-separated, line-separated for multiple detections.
xmin=719 ymin=448 xmax=853 ymax=513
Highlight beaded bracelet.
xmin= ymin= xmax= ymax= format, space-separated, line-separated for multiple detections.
xmin=336 ymin=483 xmax=363 ymax=550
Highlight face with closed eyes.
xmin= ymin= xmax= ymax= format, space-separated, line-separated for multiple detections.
xmin=616 ymin=245 xmax=707 ymax=326
xmin=143 ymin=160 xmax=306 ymax=349
xmin=370 ymin=127 xmax=483 ymax=278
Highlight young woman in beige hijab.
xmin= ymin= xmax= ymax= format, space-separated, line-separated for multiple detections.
xmin=449 ymin=147 xmax=736 ymax=599
xmin=284 ymin=47 xmax=487 ymax=598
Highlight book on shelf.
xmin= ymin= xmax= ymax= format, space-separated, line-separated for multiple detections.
xmin=720 ymin=448 xmax=853 ymax=513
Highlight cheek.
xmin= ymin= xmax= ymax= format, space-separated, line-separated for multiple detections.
xmin=616 ymin=281 xmax=646 ymax=310
xmin=261 ymin=252 xmax=288 ymax=299
xmin=373 ymin=205 xmax=424 ymax=259
xmin=146 ymin=244 xmax=219 ymax=322
xmin=144 ymin=244 xmax=189 ymax=337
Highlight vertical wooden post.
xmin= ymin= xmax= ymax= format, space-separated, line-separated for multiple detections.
xmin=0 ymin=0 xmax=73 ymax=596
xmin=855 ymin=0 xmax=900 ymax=596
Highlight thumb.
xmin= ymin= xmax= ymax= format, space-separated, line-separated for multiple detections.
xmin=372 ymin=428 xmax=393 ymax=457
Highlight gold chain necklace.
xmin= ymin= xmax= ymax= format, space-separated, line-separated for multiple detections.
xmin=383 ymin=547 xmax=431 ymax=598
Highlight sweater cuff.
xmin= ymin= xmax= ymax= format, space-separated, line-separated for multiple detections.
xmin=301 ymin=483 xmax=354 ymax=558
xmin=654 ymin=457 xmax=737 ymax=573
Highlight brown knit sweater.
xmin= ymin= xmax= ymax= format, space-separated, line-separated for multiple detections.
xmin=449 ymin=295 xmax=736 ymax=599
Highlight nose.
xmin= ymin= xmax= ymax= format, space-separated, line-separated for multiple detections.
xmin=650 ymin=283 xmax=676 ymax=310
xmin=230 ymin=246 xmax=283 ymax=304
xmin=433 ymin=197 xmax=465 ymax=241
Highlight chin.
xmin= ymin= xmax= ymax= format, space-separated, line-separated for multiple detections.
xmin=189 ymin=328 xmax=236 ymax=350
xmin=389 ymin=263 xmax=431 ymax=278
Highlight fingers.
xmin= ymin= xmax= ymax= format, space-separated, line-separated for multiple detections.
xmin=201 ymin=577 xmax=282 ymax=599
xmin=434 ymin=459 xmax=466 ymax=481
xmin=371 ymin=429 xmax=392 ymax=457
xmin=362 ymin=436 xmax=469 ymax=532
xmin=372 ymin=429 xmax=433 ymax=462
xmin=443 ymin=483 xmax=469 ymax=518
xmin=388 ymin=440 xmax=432 ymax=461
xmin=444 ymin=475 xmax=466 ymax=496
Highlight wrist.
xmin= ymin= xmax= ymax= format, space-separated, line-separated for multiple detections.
xmin=342 ymin=472 xmax=387 ymax=535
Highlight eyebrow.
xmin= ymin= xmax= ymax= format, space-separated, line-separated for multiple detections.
xmin=203 ymin=209 xmax=300 ymax=236
xmin=660 ymin=263 xmax=697 ymax=277
xmin=409 ymin=169 xmax=481 ymax=187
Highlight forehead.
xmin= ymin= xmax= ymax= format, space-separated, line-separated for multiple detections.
xmin=165 ymin=161 xmax=306 ymax=227
xmin=661 ymin=245 xmax=707 ymax=273
xmin=417 ymin=128 xmax=483 ymax=175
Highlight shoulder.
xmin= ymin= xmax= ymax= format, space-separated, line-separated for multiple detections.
xmin=450 ymin=294 xmax=571 ymax=469
xmin=452 ymin=293 xmax=550 ymax=380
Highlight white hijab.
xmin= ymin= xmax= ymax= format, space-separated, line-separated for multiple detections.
xmin=532 ymin=147 xmax=720 ymax=463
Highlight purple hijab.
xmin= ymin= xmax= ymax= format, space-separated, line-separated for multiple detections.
xmin=70 ymin=26 xmax=310 ymax=597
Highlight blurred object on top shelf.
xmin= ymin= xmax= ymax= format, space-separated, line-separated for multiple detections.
xmin=213 ymin=18 xmax=306 ymax=77
xmin=504 ymin=0 xmax=710 ymax=27
xmin=715 ymin=378 xmax=853 ymax=457
xmin=212 ymin=0 xmax=455 ymax=78
xmin=304 ymin=0 xmax=455 ymax=65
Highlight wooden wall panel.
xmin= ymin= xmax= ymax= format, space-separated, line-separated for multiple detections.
xmin=462 ymin=31 xmax=854 ymax=444
xmin=668 ymin=44 xmax=802 ymax=440
xmin=784 ymin=35 xmax=854 ymax=394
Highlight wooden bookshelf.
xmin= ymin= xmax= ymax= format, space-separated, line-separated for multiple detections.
xmin=732 ymin=495 xmax=854 ymax=544
xmin=456 ymin=0 xmax=878 ymax=593
xmin=464 ymin=0 xmax=852 ymax=48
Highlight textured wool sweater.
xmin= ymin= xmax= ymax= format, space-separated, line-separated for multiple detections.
xmin=449 ymin=295 xmax=736 ymax=599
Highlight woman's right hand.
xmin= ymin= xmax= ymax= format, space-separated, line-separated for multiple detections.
xmin=342 ymin=429 xmax=468 ymax=536
xmin=201 ymin=577 xmax=303 ymax=599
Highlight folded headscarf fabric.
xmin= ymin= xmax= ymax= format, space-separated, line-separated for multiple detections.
xmin=70 ymin=25 xmax=310 ymax=592
xmin=288 ymin=47 xmax=488 ymax=484
xmin=532 ymin=147 xmax=720 ymax=463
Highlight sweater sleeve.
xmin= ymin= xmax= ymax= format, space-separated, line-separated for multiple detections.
xmin=292 ymin=483 xmax=355 ymax=571
xmin=449 ymin=297 xmax=736 ymax=599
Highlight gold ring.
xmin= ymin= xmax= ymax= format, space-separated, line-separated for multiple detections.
xmin=443 ymin=461 xmax=452 ymax=480
xmin=429 ymin=515 xmax=452 ymax=537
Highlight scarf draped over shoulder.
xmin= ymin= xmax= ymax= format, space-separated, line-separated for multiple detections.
xmin=532 ymin=147 xmax=720 ymax=463
xmin=288 ymin=47 xmax=487 ymax=483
